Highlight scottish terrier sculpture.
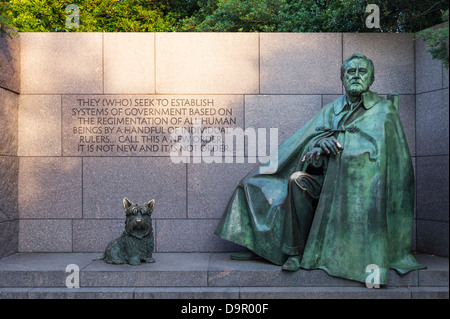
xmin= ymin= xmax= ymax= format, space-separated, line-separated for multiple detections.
xmin=98 ymin=198 xmax=155 ymax=265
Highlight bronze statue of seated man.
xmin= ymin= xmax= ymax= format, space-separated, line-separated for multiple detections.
xmin=215 ymin=53 xmax=425 ymax=285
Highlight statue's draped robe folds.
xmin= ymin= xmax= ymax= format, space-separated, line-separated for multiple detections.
xmin=215 ymin=91 xmax=425 ymax=284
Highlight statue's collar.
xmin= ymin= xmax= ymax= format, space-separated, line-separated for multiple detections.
xmin=334 ymin=91 xmax=381 ymax=115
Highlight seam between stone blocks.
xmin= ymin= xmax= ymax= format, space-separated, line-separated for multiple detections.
xmin=415 ymin=87 xmax=447 ymax=95
xmin=206 ymin=252 xmax=212 ymax=288
xmin=81 ymin=157 xmax=84 ymax=220
xmin=415 ymin=154 xmax=449 ymax=158
xmin=0 ymin=86 xmax=20 ymax=95
xmin=60 ymin=95 xmax=63 ymax=157
xmin=185 ymin=163 xmax=188 ymax=219
xmin=154 ymin=33 xmax=156 ymax=94
xmin=416 ymin=217 xmax=449 ymax=223
xmin=413 ymin=32 xmax=418 ymax=247
xmin=258 ymin=33 xmax=261 ymax=95
xmin=102 ymin=32 xmax=104 ymax=95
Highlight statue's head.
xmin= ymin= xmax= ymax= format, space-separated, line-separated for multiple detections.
xmin=123 ymin=198 xmax=154 ymax=239
xmin=341 ymin=53 xmax=375 ymax=98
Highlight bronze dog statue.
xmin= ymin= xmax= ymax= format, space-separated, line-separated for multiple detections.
xmin=98 ymin=198 xmax=155 ymax=265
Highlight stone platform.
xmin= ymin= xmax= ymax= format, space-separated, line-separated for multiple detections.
xmin=0 ymin=253 xmax=448 ymax=299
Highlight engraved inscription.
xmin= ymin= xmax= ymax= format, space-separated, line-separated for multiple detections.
xmin=62 ymin=95 xmax=243 ymax=156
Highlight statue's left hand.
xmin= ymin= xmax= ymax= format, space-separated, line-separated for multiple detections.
xmin=302 ymin=147 xmax=328 ymax=168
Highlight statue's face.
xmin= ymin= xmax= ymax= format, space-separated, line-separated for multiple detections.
xmin=342 ymin=59 xmax=373 ymax=97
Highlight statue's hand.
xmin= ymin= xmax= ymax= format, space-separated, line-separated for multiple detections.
xmin=317 ymin=136 xmax=343 ymax=156
xmin=302 ymin=147 xmax=328 ymax=168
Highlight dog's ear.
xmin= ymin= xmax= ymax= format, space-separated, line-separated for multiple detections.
xmin=123 ymin=198 xmax=133 ymax=211
xmin=146 ymin=199 xmax=155 ymax=213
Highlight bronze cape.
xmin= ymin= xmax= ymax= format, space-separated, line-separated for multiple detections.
xmin=215 ymin=91 xmax=425 ymax=284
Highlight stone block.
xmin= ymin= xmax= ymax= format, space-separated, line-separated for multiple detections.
xmin=416 ymin=156 xmax=449 ymax=222
xmin=81 ymin=253 xmax=209 ymax=287
xmin=443 ymin=63 xmax=449 ymax=89
xmin=260 ymin=33 xmax=342 ymax=94
xmin=72 ymin=219 xmax=126 ymax=253
xmin=245 ymin=95 xmax=322 ymax=146
xmin=207 ymin=253 xmax=418 ymax=288
xmin=322 ymin=94 xmax=343 ymax=108
xmin=0 ymin=35 xmax=20 ymax=93
xmin=19 ymin=157 xmax=82 ymax=219
xmin=187 ymin=161 xmax=256 ymax=219
xmin=387 ymin=269 xmax=419 ymax=287
xmin=397 ymin=95 xmax=416 ymax=156
xmin=28 ymin=287 xmax=135 ymax=299
xmin=18 ymin=220 xmax=73 ymax=252
xmin=18 ymin=95 xmax=61 ymax=156
xmin=415 ymin=36 xmax=443 ymax=94
xmin=134 ymin=287 xmax=239 ymax=299
xmin=155 ymin=33 xmax=259 ymax=94
xmin=20 ymin=33 xmax=102 ymax=94
xmin=239 ymin=287 xmax=411 ymax=299
xmin=0 ymin=252 xmax=447 ymax=295
xmin=417 ymin=220 xmax=449 ymax=257
xmin=156 ymin=220 xmax=240 ymax=252
xmin=410 ymin=287 xmax=449 ymax=299
xmin=104 ymin=33 xmax=155 ymax=94
xmin=416 ymin=89 xmax=449 ymax=156
xmin=0 ymin=88 xmax=18 ymax=156
xmin=207 ymin=253 xmax=360 ymax=288
xmin=0 ymin=221 xmax=18 ymax=259
xmin=82 ymin=157 xmax=186 ymax=219
xmin=0 ymin=288 xmax=29 ymax=299
xmin=0 ymin=252 xmax=97 ymax=287
xmin=416 ymin=254 xmax=449 ymax=287
xmin=344 ymin=33 xmax=415 ymax=95
xmin=0 ymin=156 xmax=18 ymax=222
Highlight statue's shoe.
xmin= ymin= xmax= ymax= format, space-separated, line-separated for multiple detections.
xmin=281 ymin=256 xmax=301 ymax=271
xmin=230 ymin=251 xmax=262 ymax=261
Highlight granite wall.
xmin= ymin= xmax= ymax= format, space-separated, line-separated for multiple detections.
xmin=415 ymin=24 xmax=449 ymax=257
xmin=5 ymin=31 xmax=448 ymax=257
xmin=0 ymin=35 xmax=20 ymax=259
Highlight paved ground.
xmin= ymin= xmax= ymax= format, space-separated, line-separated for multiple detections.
xmin=0 ymin=252 xmax=448 ymax=299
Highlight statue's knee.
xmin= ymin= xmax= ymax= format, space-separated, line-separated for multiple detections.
xmin=289 ymin=172 xmax=318 ymax=197
xmin=289 ymin=171 xmax=302 ymax=182
xmin=289 ymin=171 xmax=308 ymax=183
